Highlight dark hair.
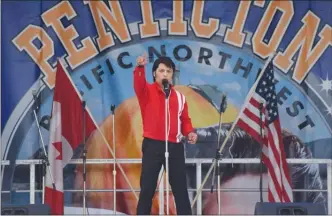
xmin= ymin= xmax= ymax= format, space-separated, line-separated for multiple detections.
xmin=152 ymin=56 xmax=175 ymax=81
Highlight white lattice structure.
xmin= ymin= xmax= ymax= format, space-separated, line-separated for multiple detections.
xmin=1 ymin=158 xmax=331 ymax=215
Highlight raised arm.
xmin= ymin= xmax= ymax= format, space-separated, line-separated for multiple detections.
xmin=133 ymin=54 xmax=148 ymax=98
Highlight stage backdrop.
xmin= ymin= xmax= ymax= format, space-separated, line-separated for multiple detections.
xmin=1 ymin=0 xmax=332 ymax=215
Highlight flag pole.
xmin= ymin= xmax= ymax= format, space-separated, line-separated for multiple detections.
xmin=86 ymin=108 xmax=139 ymax=201
xmin=258 ymin=101 xmax=264 ymax=203
xmin=58 ymin=60 xmax=139 ymax=202
xmin=191 ymin=52 xmax=277 ymax=209
xmin=31 ymin=90 xmax=56 ymax=202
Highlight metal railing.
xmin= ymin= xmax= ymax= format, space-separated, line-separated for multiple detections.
xmin=1 ymin=158 xmax=332 ymax=215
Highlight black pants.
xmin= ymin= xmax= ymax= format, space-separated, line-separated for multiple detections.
xmin=137 ymin=138 xmax=192 ymax=215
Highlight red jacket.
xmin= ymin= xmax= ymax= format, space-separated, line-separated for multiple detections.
xmin=133 ymin=65 xmax=194 ymax=143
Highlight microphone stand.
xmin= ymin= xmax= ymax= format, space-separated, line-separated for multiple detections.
xmin=82 ymin=101 xmax=89 ymax=215
xmin=163 ymin=80 xmax=170 ymax=215
xmin=209 ymin=94 xmax=227 ymax=215
xmin=191 ymin=53 xmax=276 ymax=210
xmin=259 ymin=102 xmax=264 ymax=202
xmin=32 ymin=91 xmax=56 ymax=203
xmin=111 ymin=105 xmax=117 ymax=214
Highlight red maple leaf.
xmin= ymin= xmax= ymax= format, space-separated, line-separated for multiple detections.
xmin=52 ymin=142 xmax=63 ymax=160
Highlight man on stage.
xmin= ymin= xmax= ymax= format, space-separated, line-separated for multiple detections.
xmin=134 ymin=54 xmax=197 ymax=215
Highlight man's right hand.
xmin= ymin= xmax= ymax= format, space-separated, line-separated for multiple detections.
xmin=136 ymin=54 xmax=147 ymax=66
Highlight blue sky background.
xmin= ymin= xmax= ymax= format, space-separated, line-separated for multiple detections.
xmin=67 ymin=39 xmax=331 ymax=143
xmin=17 ymin=38 xmax=331 ymax=160
xmin=3 ymin=0 xmax=331 ymax=159
xmin=2 ymin=1 xmax=331 ymax=209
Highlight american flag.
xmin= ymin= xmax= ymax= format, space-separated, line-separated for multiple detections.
xmin=237 ymin=61 xmax=293 ymax=202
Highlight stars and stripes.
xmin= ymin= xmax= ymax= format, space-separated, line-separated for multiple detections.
xmin=237 ymin=61 xmax=293 ymax=202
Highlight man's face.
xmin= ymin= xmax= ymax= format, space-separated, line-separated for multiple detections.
xmin=154 ymin=63 xmax=173 ymax=86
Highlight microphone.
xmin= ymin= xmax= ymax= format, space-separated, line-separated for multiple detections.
xmin=32 ymin=90 xmax=39 ymax=110
xmin=162 ymin=79 xmax=170 ymax=98
xmin=219 ymin=94 xmax=227 ymax=113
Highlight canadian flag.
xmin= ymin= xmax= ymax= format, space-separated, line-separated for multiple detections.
xmin=45 ymin=61 xmax=96 ymax=215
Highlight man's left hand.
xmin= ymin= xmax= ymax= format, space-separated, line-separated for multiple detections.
xmin=187 ymin=132 xmax=198 ymax=144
